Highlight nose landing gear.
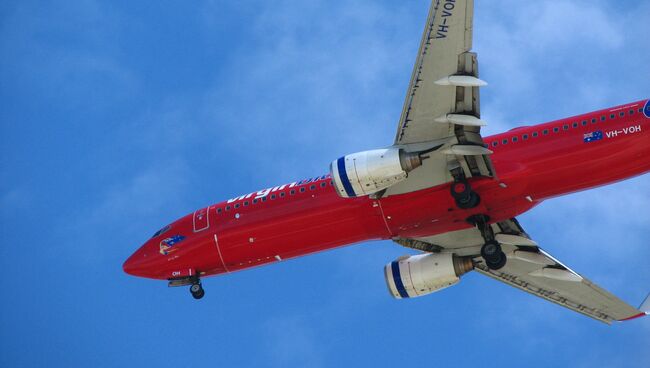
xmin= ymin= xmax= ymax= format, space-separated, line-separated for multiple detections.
xmin=168 ymin=275 xmax=205 ymax=299
xmin=190 ymin=282 xmax=205 ymax=300
xmin=468 ymin=215 xmax=507 ymax=270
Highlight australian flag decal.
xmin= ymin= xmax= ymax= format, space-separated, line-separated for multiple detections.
xmin=160 ymin=235 xmax=186 ymax=255
xmin=583 ymin=130 xmax=603 ymax=143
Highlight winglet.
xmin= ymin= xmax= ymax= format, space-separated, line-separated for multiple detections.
xmin=639 ymin=292 xmax=650 ymax=314
xmin=617 ymin=293 xmax=650 ymax=322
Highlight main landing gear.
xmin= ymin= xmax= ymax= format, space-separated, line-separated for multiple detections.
xmin=190 ymin=280 xmax=205 ymax=300
xmin=468 ymin=215 xmax=507 ymax=270
xmin=450 ymin=178 xmax=480 ymax=209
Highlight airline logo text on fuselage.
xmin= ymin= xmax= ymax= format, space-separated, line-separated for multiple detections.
xmin=227 ymin=175 xmax=330 ymax=204
xmin=605 ymin=125 xmax=642 ymax=139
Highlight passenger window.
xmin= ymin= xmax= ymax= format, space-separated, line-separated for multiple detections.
xmin=553 ymin=127 xmax=559 ymax=133
xmin=226 ymin=205 xmax=231 ymax=211
xmin=262 ymin=197 xmax=267 ymax=202
xmin=270 ymin=194 xmax=276 ymax=200
xmin=630 ymin=110 xmax=635 ymax=115
xmin=492 ymin=141 xmax=498 ymax=147
xmin=321 ymin=182 xmax=326 ymax=188
xmin=234 ymin=203 xmax=240 ymax=209
xmin=217 ymin=208 xmax=222 ymax=214
xmin=300 ymin=187 xmax=306 ymax=193
xmin=532 ymin=132 xmax=539 ymax=137
xmin=619 ymin=112 xmax=625 ymax=117
xmin=640 ymin=108 xmax=644 ymax=113
xmin=523 ymin=134 xmax=529 ymax=140
xmin=253 ymin=199 xmax=258 ymax=204
xmin=591 ymin=118 xmax=597 ymax=124
xmin=572 ymin=122 xmax=578 ymax=128
xmin=244 ymin=201 xmax=249 ymax=206
xmin=502 ymin=139 xmax=508 ymax=145
xmin=610 ymin=114 xmax=615 ymax=119
xmin=512 ymin=137 xmax=518 ymax=142
xmin=290 ymin=189 xmax=296 ymax=195
xmin=582 ymin=120 xmax=587 ymax=126
xmin=563 ymin=125 xmax=569 ymax=130
xmin=310 ymin=185 xmax=316 ymax=190
xmin=329 ymin=180 xmax=334 ymax=186
xmin=280 ymin=192 xmax=286 ymax=198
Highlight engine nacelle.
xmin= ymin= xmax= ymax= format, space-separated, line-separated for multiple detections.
xmin=384 ymin=253 xmax=474 ymax=299
xmin=330 ymin=148 xmax=423 ymax=198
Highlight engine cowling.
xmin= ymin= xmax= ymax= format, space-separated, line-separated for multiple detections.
xmin=384 ymin=253 xmax=474 ymax=299
xmin=330 ymin=148 xmax=423 ymax=198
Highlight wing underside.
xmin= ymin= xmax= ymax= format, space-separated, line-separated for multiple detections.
xmin=387 ymin=0 xmax=493 ymax=196
xmin=395 ymin=219 xmax=646 ymax=324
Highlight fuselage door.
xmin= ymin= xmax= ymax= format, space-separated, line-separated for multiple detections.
xmin=193 ymin=207 xmax=210 ymax=232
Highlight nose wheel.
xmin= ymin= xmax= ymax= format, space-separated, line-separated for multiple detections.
xmin=190 ymin=282 xmax=205 ymax=299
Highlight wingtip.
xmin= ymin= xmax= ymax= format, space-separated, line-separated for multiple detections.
xmin=616 ymin=293 xmax=650 ymax=322
xmin=638 ymin=292 xmax=650 ymax=314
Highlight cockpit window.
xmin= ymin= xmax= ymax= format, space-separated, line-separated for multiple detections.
xmin=151 ymin=225 xmax=171 ymax=238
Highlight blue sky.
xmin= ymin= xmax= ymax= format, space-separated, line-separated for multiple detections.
xmin=1 ymin=0 xmax=648 ymax=366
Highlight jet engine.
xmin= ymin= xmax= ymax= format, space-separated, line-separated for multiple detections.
xmin=330 ymin=148 xmax=423 ymax=198
xmin=385 ymin=253 xmax=474 ymax=299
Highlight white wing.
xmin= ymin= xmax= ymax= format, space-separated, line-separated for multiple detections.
xmin=395 ymin=218 xmax=648 ymax=324
xmin=387 ymin=0 xmax=493 ymax=196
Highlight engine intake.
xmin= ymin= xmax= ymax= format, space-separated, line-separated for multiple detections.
xmin=385 ymin=253 xmax=474 ymax=299
xmin=330 ymin=148 xmax=423 ymax=198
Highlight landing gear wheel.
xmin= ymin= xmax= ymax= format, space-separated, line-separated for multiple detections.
xmin=190 ymin=283 xmax=205 ymax=299
xmin=485 ymin=251 xmax=507 ymax=270
xmin=481 ymin=240 xmax=507 ymax=270
xmin=451 ymin=180 xmax=480 ymax=209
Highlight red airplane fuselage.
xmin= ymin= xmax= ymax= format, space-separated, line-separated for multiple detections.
xmin=123 ymin=100 xmax=650 ymax=281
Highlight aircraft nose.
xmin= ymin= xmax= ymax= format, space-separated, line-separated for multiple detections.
xmin=123 ymin=245 xmax=155 ymax=278
xmin=123 ymin=250 xmax=142 ymax=276
xmin=122 ymin=253 xmax=138 ymax=276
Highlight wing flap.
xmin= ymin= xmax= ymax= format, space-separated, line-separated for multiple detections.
xmin=474 ymin=248 xmax=642 ymax=324
xmin=397 ymin=218 xmax=644 ymax=324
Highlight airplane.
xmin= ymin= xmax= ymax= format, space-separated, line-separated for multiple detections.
xmin=123 ymin=0 xmax=650 ymax=324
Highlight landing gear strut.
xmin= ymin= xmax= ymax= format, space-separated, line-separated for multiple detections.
xmin=468 ymin=215 xmax=507 ymax=270
xmin=190 ymin=280 xmax=205 ymax=300
xmin=451 ymin=179 xmax=480 ymax=209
